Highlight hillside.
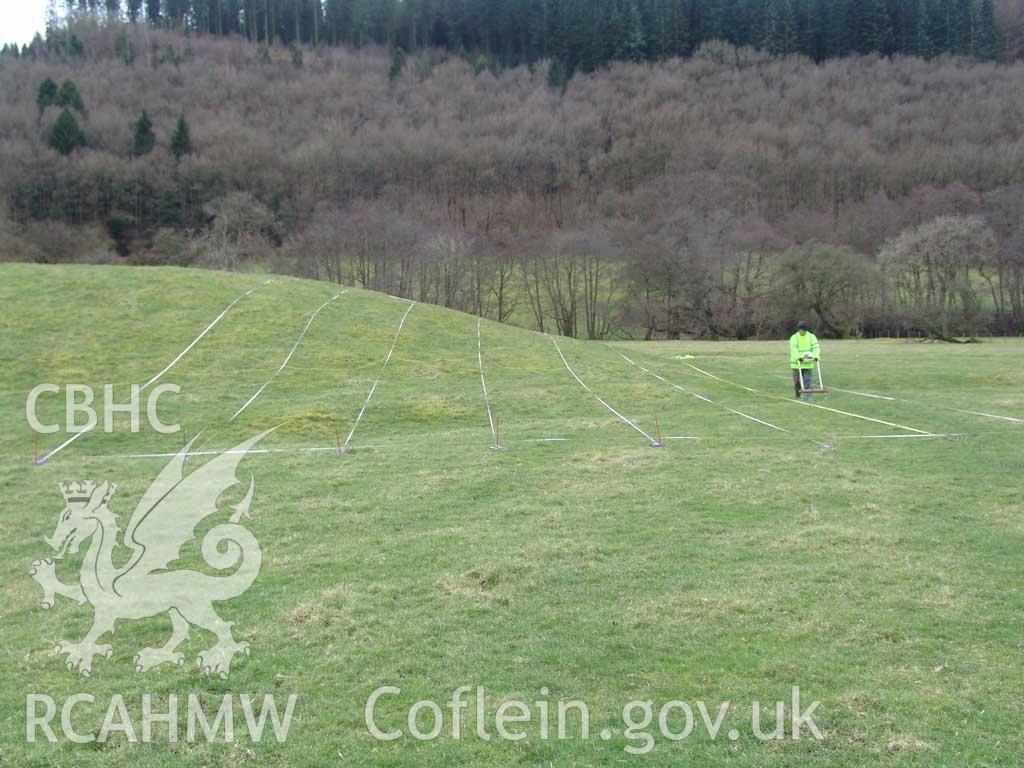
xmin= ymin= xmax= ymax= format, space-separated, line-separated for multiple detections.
xmin=3 ymin=22 xmax=1024 ymax=339
xmin=1 ymin=263 xmax=1022 ymax=766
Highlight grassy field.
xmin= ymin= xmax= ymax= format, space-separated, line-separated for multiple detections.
xmin=0 ymin=263 xmax=1021 ymax=767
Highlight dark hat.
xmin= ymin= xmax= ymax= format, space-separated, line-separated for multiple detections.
xmin=797 ymin=320 xmax=809 ymax=330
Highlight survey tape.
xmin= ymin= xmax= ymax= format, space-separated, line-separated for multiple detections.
xmin=681 ymin=362 xmax=935 ymax=436
xmin=231 ymin=291 xmax=347 ymax=421
xmin=36 ymin=282 xmax=268 ymax=465
xmin=617 ymin=353 xmax=832 ymax=450
xmin=477 ymin=317 xmax=497 ymax=445
xmin=342 ymin=301 xmax=415 ymax=452
xmin=552 ymin=338 xmax=659 ymax=445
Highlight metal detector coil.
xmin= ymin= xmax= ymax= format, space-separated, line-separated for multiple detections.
xmin=799 ymin=360 xmax=829 ymax=395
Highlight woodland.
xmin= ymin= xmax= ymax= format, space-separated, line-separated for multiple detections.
xmin=3 ymin=4 xmax=1024 ymax=338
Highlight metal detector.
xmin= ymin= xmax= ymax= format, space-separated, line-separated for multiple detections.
xmin=799 ymin=360 xmax=829 ymax=395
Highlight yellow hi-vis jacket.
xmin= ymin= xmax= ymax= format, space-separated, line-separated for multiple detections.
xmin=789 ymin=331 xmax=820 ymax=370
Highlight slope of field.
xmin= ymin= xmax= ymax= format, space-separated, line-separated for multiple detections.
xmin=0 ymin=263 xmax=1021 ymax=767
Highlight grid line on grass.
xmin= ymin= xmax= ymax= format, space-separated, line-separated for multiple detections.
xmin=477 ymin=317 xmax=498 ymax=445
xmin=341 ymin=300 xmax=415 ymax=452
xmin=617 ymin=353 xmax=833 ymax=450
xmin=681 ymin=361 xmax=936 ymax=436
xmin=36 ymin=281 xmax=270 ymax=465
xmin=552 ymin=337 xmax=659 ymax=445
xmin=230 ymin=290 xmax=348 ymax=421
xmin=796 ymin=377 xmax=1023 ymax=424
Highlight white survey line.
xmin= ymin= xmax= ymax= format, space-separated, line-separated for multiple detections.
xmin=834 ymin=388 xmax=1022 ymax=423
xmin=953 ymin=409 xmax=1024 ymax=424
xmin=836 ymin=433 xmax=965 ymax=440
xmin=477 ymin=318 xmax=497 ymax=445
xmin=141 ymin=285 xmax=262 ymax=390
xmin=552 ymin=338 xmax=659 ymax=445
xmin=618 ymin=353 xmax=832 ymax=449
xmin=830 ymin=387 xmax=897 ymax=401
xmin=342 ymin=301 xmax=415 ymax=452
xmin=36 ymin=283 xmax=266 ymax=465
xmin=123 ymin=446 xmax=341 ymax=458
xmin=682 ymin=361 xmax=936 ymax=436
xmin=230 ymin=291 xmax=347 ymax=421
xmin=96 ymin=441 xmax=420 ymax=460
xmin=807 ymin=380 xmax=1020 ymax=424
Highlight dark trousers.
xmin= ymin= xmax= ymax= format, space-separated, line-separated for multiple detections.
xmin=793 ymin=368 xmax=812 ymax=396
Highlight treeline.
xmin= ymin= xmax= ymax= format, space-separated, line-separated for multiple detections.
xmin=23 ymin=0 xmax=1017 ymax=70
xmin=2 ymin=20 xmax=1023 ymax=338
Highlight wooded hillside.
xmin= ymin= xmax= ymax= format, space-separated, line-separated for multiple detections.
xmin=2 ymin=18 xmax=1023 ymax=338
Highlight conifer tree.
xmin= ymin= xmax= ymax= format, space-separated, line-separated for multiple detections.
xmin=700 ymin=0 xmax=724 ymax=42
xmin=116 ymin=30 xmax=136 ymax=64
xmin=570 ymin=2 xmax=604 ymax=71
xmin=924 ymin=0 xmax=950 ymax=54
xmin=974 ymin=0 xmax=999 ymax=60
xmin=36 ymin=78 xmax=59 ymax=114
xmin=861 ymin=0 xmax=893 ymax=54
xmin=58 ymin=80 xmax=85 ymax=112
xmin=388 ymin=46 xmax=406 ymax=80
xmin=50 ymin=108 xmax=87 ymax=155
xmin=528 ymin=0 xmax=549 ymax=59
xmin=622 ymin=0 xmax=647 ymax=61
xmin=670 ymin=0 xmax=691 ymax=56
xmin=950 ymin=0 xmax=973 ymax=55
xmin=811 ymin=0 xmax=843 ymax=56
xmin=795 ymin=0 xmax=821 ymax=59
xmin=764 ymin=0 xmax=796 ymax=55
xmin=908 ymin=0 xmax=930 ymax=57
xmin=608 ymin=0 xmax=627 ymax=60
xmin=546 ymin=56 xmax=567 ymax=90
xmin=649 ymin=0 xmax=673 ymax=58
xmin=132 ymin=110 xmax=156 ymax=157
xmin=170 ymin=113 xmax=193 ymax=160
xmin=547 ymin=0 xmax=570 ymax=69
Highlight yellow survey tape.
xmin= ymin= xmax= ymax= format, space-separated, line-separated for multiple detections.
xmin=682 ymin=362 xmax=935 ymax=436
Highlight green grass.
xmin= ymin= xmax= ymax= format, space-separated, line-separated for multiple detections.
xmin=1 ymin=263 xmax=1022 ymax=767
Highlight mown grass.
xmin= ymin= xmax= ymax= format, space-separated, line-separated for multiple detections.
xmin=0 ymin=263 xmax=1021 ymax=767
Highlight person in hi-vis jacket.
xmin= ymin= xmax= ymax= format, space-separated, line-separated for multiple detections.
xmin=789 ymin=320 xmax=820 ymax=400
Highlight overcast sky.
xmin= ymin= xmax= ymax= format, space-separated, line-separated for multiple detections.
xmin=4 ymin=0 xmax=48 ymax=46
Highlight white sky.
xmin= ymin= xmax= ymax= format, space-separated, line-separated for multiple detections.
xmin=2 ymin=0 xmax=49 ymax=46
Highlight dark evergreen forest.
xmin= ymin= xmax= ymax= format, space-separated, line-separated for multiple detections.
xmin=7 ymin=0 xmax=1012 ymax=71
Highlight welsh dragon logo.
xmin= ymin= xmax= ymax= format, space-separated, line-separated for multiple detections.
xmin=29 ymin=431 xmax=270 ymax=679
